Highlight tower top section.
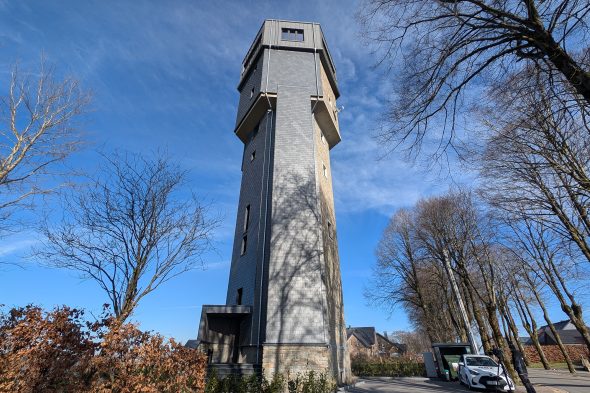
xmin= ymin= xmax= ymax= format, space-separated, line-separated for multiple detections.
xmin=238 ymin=20 xmax=339 ymax=98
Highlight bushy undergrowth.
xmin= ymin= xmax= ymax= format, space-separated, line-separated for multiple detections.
xmin=0 ymin=305 xmax=207 ymax=393
xmin=205 ymin=370 xmax=336 ymax=393
xmin=351 ymin=357 xmax=426 ymax=377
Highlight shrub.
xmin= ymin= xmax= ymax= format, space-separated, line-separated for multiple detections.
xmin=351 ymin=357 xmax=426 ymax=377
xmin=204 ymin=370 xmax=336 ymax=393
xmin=0 ymin=305 xmax=93 ymax=392
xmin=0 ymin=305 xmax=207 ymax=393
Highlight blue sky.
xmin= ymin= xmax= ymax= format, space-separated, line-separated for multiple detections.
xmin=0 ymin=1 xmax=581 ymax=344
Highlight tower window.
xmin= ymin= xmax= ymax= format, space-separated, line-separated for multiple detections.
xmin=236 ymin=288 xmax=243 ymax=305
xmin=281 ymin=28 xmax=304 ymax=42
xmin=321 ymin=133 xmax=326 ymax=144
xmin=323 ymin=163 xmax=327 ymax=178
xmin=244 ymin=204 xmax=251 ymax=232
xmin=250 ymin=123 xmax=259 ymax=140
xmin=241 ymin=235 xmax=248 ymax=255
xmin=250 ymin=88 xmax=254 ymax=98
xmin=328 ymin=221 xmax=334 ymax=239
xmin=250 ymin=151 xmax=256 ymax=162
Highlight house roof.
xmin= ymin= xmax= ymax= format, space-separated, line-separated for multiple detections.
xmin=346 ymin=327 xmax=376 ymax=348
xmin=185 ymin=339 xmax=199 ymax=349
xmin=538 ymin=328 xmax=584 ymax=345
xmin=376 ymin=332 xmax=407 ymax=353
xmin=536 ymin=320 xmax=575 ymax=333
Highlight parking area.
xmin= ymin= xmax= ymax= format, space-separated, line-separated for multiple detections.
xmin=345 ymin=369 xmax=590 ymax=393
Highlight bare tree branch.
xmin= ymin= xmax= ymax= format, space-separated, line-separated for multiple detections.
xmin=0 ymin=60 xmax=89 ymax=233
xmin=38 ymin=151 xmax=219 ymax=322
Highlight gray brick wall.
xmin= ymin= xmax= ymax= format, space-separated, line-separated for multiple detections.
xmin=264 ymin=50 xmax=318 ymax=95
xmin=235 ymin=54 xmax=265 ymax=128
xmin=220 ymin=19 xmax=350 ymax=383
xmin=263 ymin=83 xmax=327 ymax=344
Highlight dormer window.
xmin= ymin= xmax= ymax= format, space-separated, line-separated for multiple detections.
xmin=281 ymin=28 xmax=304 ymax=42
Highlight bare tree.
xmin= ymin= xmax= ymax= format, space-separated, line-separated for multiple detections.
xmin=389 ymin=330 xmax=432 ymax=354
xmin=358 ymin=0 xmax=590 ymax=154
xmin=479 ymin=69 xmax=590 ymax=266
xmin=367 ymin=208 xmax=461 ymax=343
xmin=0 ymin=61 xmax=88 ymax=232
xmin=504 ymin=212 xmax=590 ymax=354
xmin=40 ymin=152 xmax=218 ymax=323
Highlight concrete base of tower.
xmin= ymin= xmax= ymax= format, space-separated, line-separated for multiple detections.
xmin=261 ymin=344 xmax=352 ymax=385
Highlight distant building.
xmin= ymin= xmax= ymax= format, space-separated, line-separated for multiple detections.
xmin=520 ymin=320 xmax=586 ymax=345
xmin=536 ymin=320 xmax=585 ymax=345
xmin=346 ymin=327 xmax=406 ymax=358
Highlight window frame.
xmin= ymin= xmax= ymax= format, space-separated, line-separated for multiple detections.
xmin=241 ymin=235 xmax=248 ymax=255
xmin=244 ymin=204 xmax=251 ymax=232
xmin=281 ymin=28 xmax=304 ymax=42
xmin=236 ymin=288 xmax=243 ymax=305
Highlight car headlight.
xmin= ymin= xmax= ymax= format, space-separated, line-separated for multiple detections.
xmin=469 ymin=369 xmax=480 ymax=375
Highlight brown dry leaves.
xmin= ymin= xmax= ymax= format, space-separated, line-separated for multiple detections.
xmin=0 ymin=305 xmax=206 ymax=393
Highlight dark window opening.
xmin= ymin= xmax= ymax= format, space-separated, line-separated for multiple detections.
xmin=250 ymin=123 xmax=259 ymax=141
xmin=328 ymin=221 xmax=334 ymax=239
xmin=250 ymin=150 xmax=256 ymax=162
xmin=244 ymin=204 xmax=251 ymax=232
xmin=236 ymin=288 xmax=243 ymax=305
xmin=281 ymin=28 xmax=304 ymax=42
xmin=250 ymin=87 xmax=254 ymax=98
xmin=241 ymin=235 xmax=248 ymax=255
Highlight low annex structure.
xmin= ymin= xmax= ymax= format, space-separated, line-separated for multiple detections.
xmin=195 ymin=20 xmax=351 ymax=384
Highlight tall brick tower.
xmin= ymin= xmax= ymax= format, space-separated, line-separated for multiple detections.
xmin=197 ymin=20 xmax=350 ymax=384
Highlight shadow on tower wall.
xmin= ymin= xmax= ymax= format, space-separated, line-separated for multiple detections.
xmin=264 ymin=168 xmax=348 ymax=380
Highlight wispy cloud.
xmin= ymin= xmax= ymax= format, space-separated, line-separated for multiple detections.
xmin=0 ymin=237 xmax=37 ymax=258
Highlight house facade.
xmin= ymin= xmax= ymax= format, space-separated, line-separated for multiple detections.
xmin=347 ymin=327 xmax=406 ymax=359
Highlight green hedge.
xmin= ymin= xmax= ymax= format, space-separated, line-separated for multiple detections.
xmin=351 ymin=359 xmax=426 ymax=377
xmin=205 ymin=370 xmax=337 ymax=393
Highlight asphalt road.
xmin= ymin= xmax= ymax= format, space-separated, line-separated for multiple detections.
xmin=345 ymin=368 xmax=590 ymax=393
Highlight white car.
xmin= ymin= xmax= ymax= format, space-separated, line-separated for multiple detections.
xmin=458 ymin=355 xmax=515 ymax=392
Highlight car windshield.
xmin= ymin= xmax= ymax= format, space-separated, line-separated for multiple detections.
xmin=466 ymin=356 xmax=498 ymax=367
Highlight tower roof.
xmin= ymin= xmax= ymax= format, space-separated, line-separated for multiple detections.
xmin=238 ymin=19 xmax=339 ymax=98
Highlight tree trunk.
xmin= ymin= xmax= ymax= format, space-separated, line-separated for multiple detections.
xmin=514 ymin=292 xmax=550 ymax=369
xmin=486 ymin=304 xmax=518 ymax=379
xmin=461 ymin=275 xmax=492 ymax=354
xmin=501 ymin=298 xmax=530 ymax=366
xmin=560 ymin=303 xmax=590 ymax=353
xmin=531 ymin=288 xmax=576 ymax=373
xmin=535 ymin=29 xmax=590 ymax=105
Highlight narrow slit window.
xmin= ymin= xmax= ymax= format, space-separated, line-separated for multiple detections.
xmin=323 ymin=163 xmax=327 ymax=178
xmin=250 ymin=151 xmax=256 ymax=162
xmin=281 ymin=28 xmax=304 ymax=42
xmin=241 ymin=235 xmax=248 ymax=255
xmin=244 ymin=204 xmax=251 ymax=232
xmin=250 ymin=87 xmax=254 ymax=98
xmin=321 ymin=133 xmax=326 ymax=144
xmin=236 ymin=288 xmax=243 ymax=305
xmin=328 ymin=221 xmax=334 ymax=239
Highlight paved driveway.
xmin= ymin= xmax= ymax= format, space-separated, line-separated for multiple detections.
xmin=345 ymin=369 xmax=590 ymax=393
xmin=528 ymin=368 xmax=590 ymax=393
